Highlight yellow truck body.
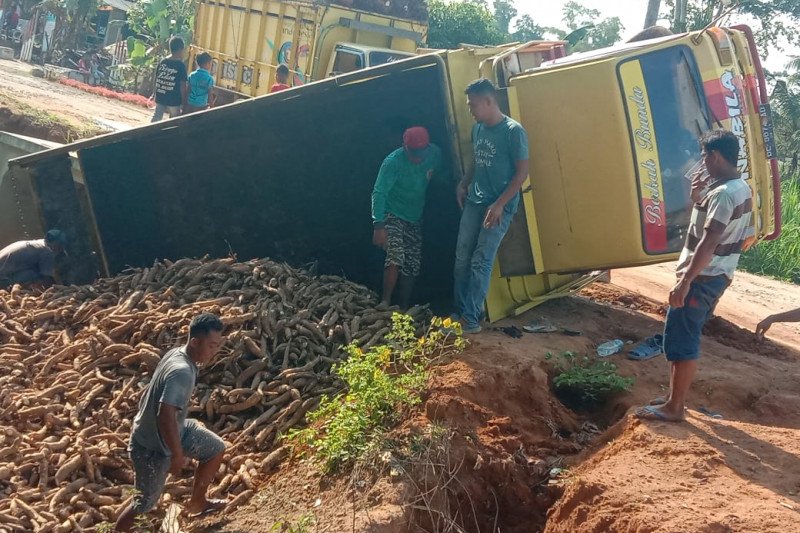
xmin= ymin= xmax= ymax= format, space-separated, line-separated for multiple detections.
xmin=191 ymin=0 xmax=427 ymax=98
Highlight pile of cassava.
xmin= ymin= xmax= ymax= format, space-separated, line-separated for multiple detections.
xmin=0 ymin=257 xmax=427 ymax=532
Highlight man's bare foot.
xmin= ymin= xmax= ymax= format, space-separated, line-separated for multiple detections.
xmin=186 ymin=498 xmax=227 ymax=517
xmin=634 ymin=405 xmax=684 ymax=422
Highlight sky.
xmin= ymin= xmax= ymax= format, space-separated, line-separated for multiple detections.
xmin=513 ymin=0 xmax=797 ymax=72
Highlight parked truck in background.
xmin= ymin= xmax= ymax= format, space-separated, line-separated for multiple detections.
xmin=190 ymin=0 xmax=427 ymax=100
xmin=4 ymin=26 xmax=780 ymax=322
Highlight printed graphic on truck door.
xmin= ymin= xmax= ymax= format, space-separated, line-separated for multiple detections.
xmin=619 ymin=46 xmax=712 ymax=255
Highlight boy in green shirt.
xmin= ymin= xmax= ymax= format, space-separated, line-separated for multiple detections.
xmin=372 ymin=127 xmax=442 ymax=308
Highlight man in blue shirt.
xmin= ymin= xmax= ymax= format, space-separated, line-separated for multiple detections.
xmin=453 ymin=79 xmax=530 ymax=333
xmin=184 ymin=52 xmax=216 ymax=115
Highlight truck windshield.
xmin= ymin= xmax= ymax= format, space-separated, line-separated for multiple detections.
xmin=369 ymin=51 xmax=413 ymax=66
xmin=618 ymin=45 xmax=712 ymax=254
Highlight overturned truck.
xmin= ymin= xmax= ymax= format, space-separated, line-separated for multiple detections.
xmin=5 ymin=27 xmax=781 ymax=321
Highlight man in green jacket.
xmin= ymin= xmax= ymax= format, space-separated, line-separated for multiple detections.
xmin=371 ymin=126 xmax=442 ymax=308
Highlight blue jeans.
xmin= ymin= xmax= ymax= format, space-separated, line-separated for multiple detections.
xmin=453 ymin=201 xmax=514 ymax=328
xmin=663 ymin=275 xmax=730 ymax=361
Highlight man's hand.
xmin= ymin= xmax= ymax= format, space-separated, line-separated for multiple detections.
xmin=483 ymin=202 xmax=504 ymax=229
xmin=690 ymin=173 xmax=708 ymax=204
xmin=669 ymin=278 xmax=691 ymax=308
xmin=755 ymin=316 xmax=775 ymax=341
xmin=169 ymin=452 xmax=186 ymax=475
xmin=372 ymin=228 xmax=387 ymax=249
xmin=456 ymin=181 xmax=468 ymax=210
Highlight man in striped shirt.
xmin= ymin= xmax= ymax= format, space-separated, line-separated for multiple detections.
xmin=636 ymin=130 xmax=754 ymax=422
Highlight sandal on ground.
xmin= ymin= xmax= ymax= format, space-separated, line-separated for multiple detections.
xmin=189 ymin=499 xmax=227 ymax=518
xmin=634 ymin=405 xmax=684 ymax=423
xmin=523 ymin=321 xmax=558 ymax=333
xmin=628 ymin=334 xmax=664 ymax=361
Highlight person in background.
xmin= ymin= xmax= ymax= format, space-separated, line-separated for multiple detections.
xmin=372 ymin=126 xmax=442 ymax=308
xmin=453 ymin=78 xmax=530 ymax=334
xmin=270 ymin=63 xmax=291 ymax=93
xmin=151 ymin=37 xmax=188 ymax=122
xmin=756 ymin=308 xmax=800 ymax=340
xmin=0 ymin=229 xmax=66 ymax=289
xmin=115 ymin=313 xmax=228 ymax=531
xmin=636 ymin=130 xmax=754 ymax=422
xmin=184 ymin=52 xmax=215 ymax=115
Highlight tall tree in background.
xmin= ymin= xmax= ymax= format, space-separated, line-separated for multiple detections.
xmin=661 ymin=1 xmax=800 ymax=50
xmin=427 ymin=0 xmax=506 ymax=49
xmin=644 ymin=0 xmax=662 ymax=28
xmin=557 ymin=1 xmax=624 ymax=52
xmin=493 ymin=0 xmax=518 ymax=34
xmin=513 ymin=14 xmax=546 ymax=41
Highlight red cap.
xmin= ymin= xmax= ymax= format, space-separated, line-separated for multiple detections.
xmin=403 ymin=126 xmax=430 ymax=150
xmin=403 ymin=127 xmax=430 ymax=164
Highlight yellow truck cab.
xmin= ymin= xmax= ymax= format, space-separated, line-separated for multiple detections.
xmin=190 ymin=0 xmax=427 ymax=100
xmin=480 ymin=25 xmax=780 ymax=320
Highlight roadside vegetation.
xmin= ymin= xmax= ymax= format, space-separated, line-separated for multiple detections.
xmin=289 ymin=314 xmax=465 ymax=473
xmin=741 ymin=177 xmax=800 ymax=283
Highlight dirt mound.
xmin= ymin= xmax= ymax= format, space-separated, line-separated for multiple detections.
xmin=0 ymin=105 xmax=98 ymax=143
xmin=580 ymin=282 xmax=667 ymax=317
xmin=546 ymin=415 xmax=800 ymax=533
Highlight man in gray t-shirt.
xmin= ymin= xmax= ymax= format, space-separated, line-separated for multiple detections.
xmin=453 ymin=79 xmax=530 ymax=334
xmin=0 ymin=229 xmax=67 ymax=288
xmin=116 ymin=314 xmax=228 ymax=531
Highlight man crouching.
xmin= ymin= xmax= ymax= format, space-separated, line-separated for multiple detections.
xmin=116 ymin=313 xmax=227 ymax=531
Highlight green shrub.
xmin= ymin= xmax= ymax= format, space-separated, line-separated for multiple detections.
xmin=548 ymin=352 xmax=634 ymax=411
xmin=289 ymin=314 xmax=464 ymax=472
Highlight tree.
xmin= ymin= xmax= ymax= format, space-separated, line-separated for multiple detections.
xmin=427 ymin=0 xmax=506 ymax=49
xmin=557 ymin=1 xmax=624 ymax=52
xmin=661 ymin=0 xmax=800 ymax=51
xmin=126 ymin=0 xmax=199 ymax=65
xmin=493 ymin=0 xmax=517 ymax=35
xmin=769 ymin=60 xmax=800 ymax=178
xmin=513 ymin=14 xmax=546 ymax=42
xmin=644 ymin=0 xmax=662 ymax=28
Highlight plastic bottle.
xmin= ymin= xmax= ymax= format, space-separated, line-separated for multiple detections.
xmin=597 ymin=339 xmax=624 ymax=357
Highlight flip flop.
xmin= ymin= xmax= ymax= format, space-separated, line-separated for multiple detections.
xmin=648 ymin=396 xmax=668 ymax=406
xmin=634 ymin=405 xmax=684 ymax=423
xmin=628 ymin=334 xmax=664 ymax=361
xmin=189 ymin=499 xmax=227 ymax=518
xmin=523 ymin=322 xmax=558 ymax=333
xmin=698 ymin=406 xmax=723 ymax=419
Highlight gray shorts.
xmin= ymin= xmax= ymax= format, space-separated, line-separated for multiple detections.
xmin=130 ymin=419 xmax=225 ymax=513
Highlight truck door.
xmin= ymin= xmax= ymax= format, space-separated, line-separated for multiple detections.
xmin=496 ymin=43 xmax=718 ymax=275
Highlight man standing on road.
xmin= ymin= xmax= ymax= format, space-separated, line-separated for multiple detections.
xmin=636 ymin=130 xmax=754 ymax=422
xmin=115 ymin=313 xmax=228 ymax=531
xmin=372 ymin=126 xmax=442 ymax=308
xmin=0 ymin=229 xmax=66 ymax=289
xmin=151 ymin=37 xmax=188 ymax=122
xmin=453 ymin=78 xmax=529 ymax=334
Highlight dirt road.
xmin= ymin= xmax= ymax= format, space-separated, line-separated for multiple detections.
xmin=614 ymin=263 xmax=800 ymax=348
xmin=0 ymin=58 xmax=151 ymax=134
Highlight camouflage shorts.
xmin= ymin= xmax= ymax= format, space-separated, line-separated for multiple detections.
xmin=385 ymin=214 xmax=423 ymax=277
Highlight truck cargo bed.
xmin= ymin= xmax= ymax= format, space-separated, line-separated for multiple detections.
xmin=10 ymin=55 xmax=460 ymax=303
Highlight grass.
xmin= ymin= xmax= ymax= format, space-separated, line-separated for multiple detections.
xmin=740 ymin=177 xmax=800 ymax=283
xmin=288 ymin=313 xmax=465 ymax=473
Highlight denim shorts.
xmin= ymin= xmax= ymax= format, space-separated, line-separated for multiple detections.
xmin=130 ymin=419 xmax=225 ymax=513
xmin=663 ymin=275 xmax=730 ymax=362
